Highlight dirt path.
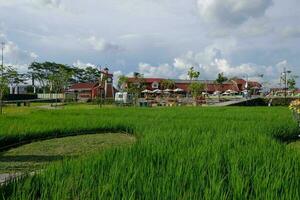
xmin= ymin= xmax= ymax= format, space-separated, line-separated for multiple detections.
xmin=36 ymin=104 xmax=64 ymax=110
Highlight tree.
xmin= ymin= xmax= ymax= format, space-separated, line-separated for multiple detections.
xmin=29 ymin=62 xmax=75 ymax=95
xmin=287 ymin=76 xmax=298 ymax=90
xmin=0 ymin=66 xmax=8 ymax=114
xmin=48 ymin=65 xmax=74 ymax=106
xmin=83 ymin=67 xmax=101 ymax=83
xmin=71 ymin=66 xmax=101 ymax=83
xmin=160 ymin=79 xmax=175 ymax=90
xmin=117 ymin=75 xmax=129 ymax=91
xmin=28 ymin=62 xmax=50 ymax=93
xmin=188 ymin=82 xmax=204 ymax=99
xmin=187 ymin=67 xmax=200 ymax=80
xmin=127 ymin=72 xmax=145 ymax=106
xmin=6 ymin=68 xmax=27 ymax=94
xmin=72 ymin=67 xmax=85 ymax=83
xmin=215 ymin=72 xmax=228 ymax=101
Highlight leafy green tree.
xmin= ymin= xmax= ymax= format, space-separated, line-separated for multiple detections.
xmin=188 ymin=67 xmax=200 ymax=80
xmin=117 ymin=75 xmax=129 ymax=91
xmin=83 ymin=67 xmax=101 ymax=83
xmin=188 ymin=82 xmax=204 ymax=99
xmin=215 ymin=72 xmax=228 ymax=101
xmin=0 ymin=65 xmax=25 ymax=113
xmin=6 ymin=68 xmax=27 ymax=94
xmin=29 ymin=62 xmax=51 ymax=93
xmin=287 ymin=76 xmax=298 ymax=90
xmin=0 ymin=67 xmax=8 ymax=114
xmin=127 ymin=72 xmax=145 ymax=106
xmin=29 ymin=62 xmax=76 ymax=94
xmin=71 ymin=66 xmax=101 ymax=83
xmin=160 ymin=79 xmax=175 ymax=90
xmin=72 ymin=67 xmax=85 ymax=83
xmin=48 ymin=65 xmax=74 ymax=106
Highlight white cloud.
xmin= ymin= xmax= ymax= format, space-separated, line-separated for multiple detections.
xmin=136 ymin=47 xmax=287 ymax=87
xmin=72 ymin=60 xmax=97 ymax=69
xmin=138 ymin=63 xmax=178 ymax=78
xmin=0 ymin=33 xmax=38 ymax=66
xmin=197 ymin=0 xmax=273 ymax=26
xmin=85 ymin=36 xmax=121 ymax=52
xmin=0 ymin=0 xmax=63 ymax=9
xmin=31 ymin=0 xmax=62 ymax=8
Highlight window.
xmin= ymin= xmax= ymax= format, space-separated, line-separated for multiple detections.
xmin=152 ymin=82 xmax=159 ymax=89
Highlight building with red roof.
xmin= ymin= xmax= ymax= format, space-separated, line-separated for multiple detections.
xmin=66 ymin=68 xmax=116 ymax=101
xmin=125 ymin=77 xmax=262 ymax=94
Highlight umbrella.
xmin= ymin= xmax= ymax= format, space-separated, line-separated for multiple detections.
xmin=153 ymin=89 xmax=162 ymax=93
xmin=226 ymin=89 xmax=238 ymax=94
xmin=142 ymin=89 xmax=152 ymax=93
xmin=163 ymin=89 xmax=173 ymax=93
xmin=173 ymin=88 xmax=184 ymax=92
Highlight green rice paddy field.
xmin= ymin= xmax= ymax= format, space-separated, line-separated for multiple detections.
xmin=0 ymin=106 xmax=299 ymax=199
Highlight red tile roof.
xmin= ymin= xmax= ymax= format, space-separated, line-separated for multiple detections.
xmin=69 ymin=83 xmax=98 ymax=90
xmin=127 ymin=77 xmax=164 ymax=83
xmin=232 ymin=79 xmax=246 ymax=85
xmin=248 ymin=81 xmax=262 ymax=88
xmin=205 ymin=83 xmax=239 ymax=92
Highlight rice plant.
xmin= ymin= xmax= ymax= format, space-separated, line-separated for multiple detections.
xmin=0 ymin=106 xmax=299 ymax=199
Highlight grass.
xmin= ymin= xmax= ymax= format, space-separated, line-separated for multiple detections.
xmin=0 ymin=133 xmax=135 ymax=173
xmin=289 ymin=141 xmax=300 ymax=152
xmin=0 ymin=106 xmax=299 ymax=199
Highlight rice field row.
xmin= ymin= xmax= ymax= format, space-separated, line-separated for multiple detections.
xmin=0 ymin=106 xmax=299 ymax=199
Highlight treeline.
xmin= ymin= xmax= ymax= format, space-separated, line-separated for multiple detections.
xmin=0 ymin=61 xmax=102 ymax=94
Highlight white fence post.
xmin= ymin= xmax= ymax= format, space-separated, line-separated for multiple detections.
xmin=37 ymin=93 xmax=65 ymax=99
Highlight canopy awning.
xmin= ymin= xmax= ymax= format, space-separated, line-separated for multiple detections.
xmin=153 ymin=89 xmax=162 ymax=93
xmin=173 ymin=88 xmax=184 ymax=92
xmin=142 ymin=89 xmax=153 ymax=93
xmin=163 ymin=89 xmax=173 ymax=93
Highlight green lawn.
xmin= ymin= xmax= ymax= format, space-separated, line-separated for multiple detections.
xmin=0 ymin=133 xmax=135 ymax=173
xmin=0 ymin=106 xmax=299 ymax=199
xmin=289 ymin=140 xmax=300 ymax=151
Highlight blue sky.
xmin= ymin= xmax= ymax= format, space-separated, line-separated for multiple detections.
xmin=0 ymin=0 xmax=299 ymax=87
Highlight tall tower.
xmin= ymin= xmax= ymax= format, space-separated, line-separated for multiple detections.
xmin=100 ymin=68 xmax=114 ymax=99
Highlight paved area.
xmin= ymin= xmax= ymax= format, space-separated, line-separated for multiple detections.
xmin=36 ymin=104 xmax=64 ymax=110
xmin=205 ymin=97 xmax=260 ymax=107
xmin=0 ymin=173 xmax=21 ymax=185
xmin=0 ymin=171 xmax=37 ymax=185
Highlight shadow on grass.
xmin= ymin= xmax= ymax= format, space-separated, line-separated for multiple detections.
xmin=274 ymin=134 xmax=300 ymax=144
xmin=0 ymin=155 xmax=73 ymax=163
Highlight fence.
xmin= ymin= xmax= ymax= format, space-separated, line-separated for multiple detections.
xmin=37 ymin=93 xmax=65 ymax=99
xmin=3 ymin=94 xmax=37 ymax=101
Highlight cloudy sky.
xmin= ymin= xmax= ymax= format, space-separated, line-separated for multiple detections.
xmin=0 ymin=0 xmax=299 ymax=86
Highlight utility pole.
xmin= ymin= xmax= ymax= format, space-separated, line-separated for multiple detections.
xmin=0 ymin=42 xmax=5 ymax=114
xmin=97 ymin=65 xmax=103 ymax=107
xmin=281 ymin=67 xmax=291 ymax=103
